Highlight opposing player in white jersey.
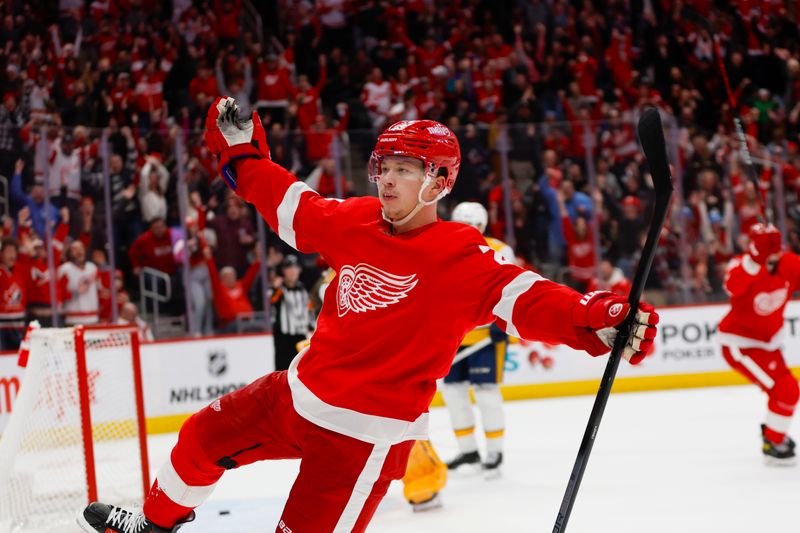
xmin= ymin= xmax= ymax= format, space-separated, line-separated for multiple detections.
xmin=77 ymin=98 xmax=658 ymax=533
xmin=443 ymin=202 xmax=515 ymax=475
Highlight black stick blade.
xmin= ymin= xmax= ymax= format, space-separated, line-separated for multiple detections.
xmin=637 ymin=108 xmax=674 ymax=197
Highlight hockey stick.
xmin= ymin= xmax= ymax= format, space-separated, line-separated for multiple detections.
xmin=450 ymin=338 xmax=492 ymax=366
xmin=552 ymin=108 xmax=674 ymax=532
xmin=681 ymin=6 xmax=771 ymax=223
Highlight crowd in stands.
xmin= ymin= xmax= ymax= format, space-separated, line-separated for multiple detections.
xmin=1 ymin=0 xmax=800 ymax=347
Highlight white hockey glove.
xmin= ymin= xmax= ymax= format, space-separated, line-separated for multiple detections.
xmin=204 ymin=96 xmax=270 ymax=190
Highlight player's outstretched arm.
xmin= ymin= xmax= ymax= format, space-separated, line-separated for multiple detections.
xmin=468 ymin=244 xmax=657 ymax=364
xmin=204 ymin=96 xmax=341 ymax=254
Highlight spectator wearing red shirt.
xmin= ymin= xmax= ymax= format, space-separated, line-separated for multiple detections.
xmin=487 ymin=175 xmax=524 ymax=243
xmin=133 ymin=59 xmax=167 ymax=115
xmin=557 ymin=189 xmax=596 ymax=291
xmin=573 ymin=49 xmax=599 ymax=97
xmin=295 ymin=55 xmax=328 ymax=131
xmin=559 ymin=89 xmax=603 ymax=159
xmin=91 ymin=248 xmax=127 ymax=324
xmin=475 ymin=78 xmax=503 ymax=124
xmin=587 ymin=260 xmax=632 ymax=296
xmin=214 ymin=0 xmax=242 ymax=45
xmin=486 ymin=32 xmax=514 ymax=70
xmin=605 ymin=27 xmax=635 ymax=88
xmin=255 ymin=54 xmax=296 ymax=124
xmin=0 ymin=237 xmax=27 ymax=350
xmin=189 ymin=63 xmax=219 ymax=111
xmin=203 ymin=243 xmax=261 ymax=332
xmin=109 ymin=72 xmax=135 ymax=125
xmin=301 ymin=104 xmax=349 ymax=167
xmin=305 ymin=158 xmax=351 ymax=198
xmin=128 ymin=218 xmax=177 ymax=276
xmin=18 ymin=208 xmax=69 ymax=326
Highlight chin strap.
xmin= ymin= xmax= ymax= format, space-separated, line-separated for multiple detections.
xmin=382 ymin=175 xmax=449 ymax=228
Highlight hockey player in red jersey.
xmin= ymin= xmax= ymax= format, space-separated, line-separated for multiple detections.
xmin=719 ymin=223 xmax=799 ymax=464
xmin=78 ymin=97 xmax=659 ymax=533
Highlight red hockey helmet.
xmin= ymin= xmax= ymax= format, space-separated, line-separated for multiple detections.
xmin=748 ymin=223 xmax=782 ymax=264
xmin=368 ymin=120 xmax=461 ymax=193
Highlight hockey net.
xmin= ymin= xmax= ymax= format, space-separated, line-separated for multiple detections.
xmin=0 ymin=325 xmax=150 ymax=533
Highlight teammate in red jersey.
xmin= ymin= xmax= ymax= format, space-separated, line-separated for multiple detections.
xmin=78 ymin=97 xmax=659 ymax=533
xmin=719 ymin=223 xmax=799 ymax=464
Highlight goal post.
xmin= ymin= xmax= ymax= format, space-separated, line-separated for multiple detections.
xmin=0 ymin=325 xmax=150 ymax=533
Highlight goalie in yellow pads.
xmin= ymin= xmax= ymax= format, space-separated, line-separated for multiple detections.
xmin=401 ymin=440 xmax=448 ymax=511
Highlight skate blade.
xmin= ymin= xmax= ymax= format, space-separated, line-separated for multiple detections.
xmin=75 ymin=509 xmax=94 ymax=532
xmin=448 ymin=463 xmax=483 ymax=476
xmin=412 ymin=494 xmax=443 ymax=512
xmin=483 ymin=467 xmax=502 ymax=480
xmin=763 ymin=455 xmax=797 ymax=467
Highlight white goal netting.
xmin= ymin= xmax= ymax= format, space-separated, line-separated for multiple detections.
xmin=0 ymin=327 xmax=148 ymax=533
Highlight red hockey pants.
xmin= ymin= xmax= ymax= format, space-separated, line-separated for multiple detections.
xmin=142 ymin=371 xmax=415 ymax=532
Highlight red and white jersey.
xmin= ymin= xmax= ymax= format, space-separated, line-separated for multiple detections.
xmin=0 ymin=264 xmax=27 ymax=323
xmin=234 ymin=158 xmax=608 ymax=430
xmin=361 ymin=81 xmax=392 ymax=115
xmin=587 ymin=267 xmax=632 ymax=297
xmin=719 ymin=253 xmax=800 ymax=350
xmin=58 ymin=261 xmax=99 ymax=325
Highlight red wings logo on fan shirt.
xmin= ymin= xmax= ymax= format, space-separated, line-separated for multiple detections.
xmin=336 ymin=263 xmax=418 ymax=317
xmin=753 ymin=286 xmax=789 ymax=316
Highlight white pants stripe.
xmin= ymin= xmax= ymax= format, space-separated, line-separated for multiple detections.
xmin=155 ymin=458 xmax=217 ymax=508
xmin=332 ymin=443 xmax=391 ymax=533
xmin=725 ymin=345 xmax=775 ymax=389
xmin=766 ymin=410 xmax=793 ymax=433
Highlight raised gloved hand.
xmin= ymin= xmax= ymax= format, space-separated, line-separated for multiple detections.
xmin=573 ymin=291 xmax=659 ymax=364
xmin=204 ymin=96 xmax=270 ymax=190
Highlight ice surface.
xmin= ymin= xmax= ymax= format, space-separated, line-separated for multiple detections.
xmin=145 ymin=385 xmax=799 ymax=532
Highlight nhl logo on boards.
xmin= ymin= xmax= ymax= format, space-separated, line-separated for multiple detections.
xmin=207 ymin=351 xmax=228 ymax=377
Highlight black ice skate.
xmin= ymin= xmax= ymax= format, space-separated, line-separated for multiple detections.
xmin=446 ymin=450 xmax=481 ymax=470
xmin=77 ymin=502 xmax=195 ymax=533
xmin=761 ymin=424 xmax=796 ymax=466
xmin=482 ymin=452 xmax=503 ymax=479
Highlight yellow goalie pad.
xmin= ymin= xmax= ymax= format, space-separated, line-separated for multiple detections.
xmin=402 ymin=440 xmax=447 ymax=504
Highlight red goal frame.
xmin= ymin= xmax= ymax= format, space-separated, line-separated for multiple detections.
xmin=74 ymin=324 xmax=150 ymax=503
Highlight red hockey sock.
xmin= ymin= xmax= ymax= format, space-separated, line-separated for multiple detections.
xmin=764 ymin=425 xmax=787 ymax=445
xmin=143 ymin=480 xmax=195 ymax=529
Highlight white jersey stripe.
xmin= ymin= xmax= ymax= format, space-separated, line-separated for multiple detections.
xmin=718 ymin=331 xmax=784 ymax=352
xmin=332 ymin=442 xmax=391 ymax=533
xmin=287 ymin=350 xmax=429 ymax=444
xmin=492 ymin=271 xmax=543 ymax=338
xmin=276 ymin=182 xmax=316 ymax=249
